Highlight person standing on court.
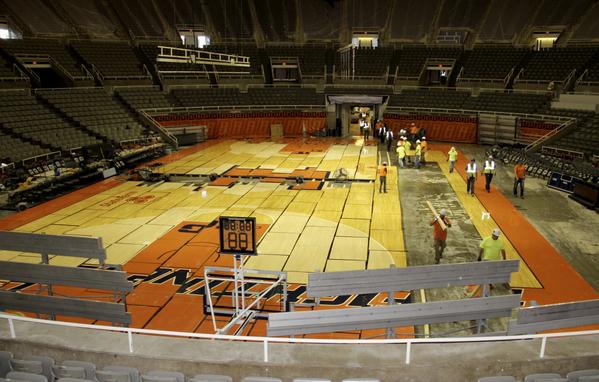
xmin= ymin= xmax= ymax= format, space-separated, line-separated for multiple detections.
xmin=396 ymin=141 xmax=406 ymax=168
xmin=447 ymin=147 xmax=458 ymax=173
xmin=420 ymin=137 xmax=428 ymax=164
xmin=363 ymin=120 xmax=370 ymax=140
xmin=379 ymin=124 xmax=386 ymax=144
xmin=379 ymin=161 xmax=388 ymax=193
xmin=482 ymin=155 xmax=496 ymax=193
xmin=514 ymin=160 xmax=526 ymax=198
xmin=478 ymin=228 xmax=506 ymax=261
xmin=403 ymin=137 xmax=411 ymax=164
xmin=386 ymin=129 xmax=394 ymax=151
xmin=466 ymin=158 xmax=477 ymax=196
xmin=430 ymin=208 xmax=451 ymax=264
xmin=414 ymin=140 xmax=422 ymax=169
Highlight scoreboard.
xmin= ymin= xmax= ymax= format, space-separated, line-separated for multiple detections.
xmin=219 ymin=216 xmax=257 ymax=255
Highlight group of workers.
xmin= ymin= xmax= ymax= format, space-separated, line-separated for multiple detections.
xmin=376 ymin=140 xmax=528 ymax=269
xmin=431 ymin=209 xmax=506 ymax=265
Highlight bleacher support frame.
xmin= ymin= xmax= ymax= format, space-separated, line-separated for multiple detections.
xmin=0 ymin=231 xmax=132 ymax=325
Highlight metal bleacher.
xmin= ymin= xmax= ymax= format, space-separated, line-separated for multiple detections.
xmin=507 ymin=299 xmax=599 ymax=335
xmin=0 ymin=230 xmax=132 ymax=325
xmin=268 ymin=261 xmax=520 ymax=337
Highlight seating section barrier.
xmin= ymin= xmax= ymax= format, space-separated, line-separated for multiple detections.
xmin=384 ymin=114 xmax=477 ymax=143
xmin=155 ymin=112 xmax=326 ymax=138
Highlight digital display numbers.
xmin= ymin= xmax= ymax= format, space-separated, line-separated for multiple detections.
xmin=219 ymin=216 xmax=257 ymax=255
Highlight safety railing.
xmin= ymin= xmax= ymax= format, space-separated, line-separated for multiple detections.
xmin=144 ymin=104 xmax=326 ymax=115
xmin=525 ymin=118 xmax=577 ymax=152
xmin=386 ymin=105 xmax=573 ymax=121
xmin=138 ymin=110 xmax=178 ymax=148
xmin=2 ymin=313 xmax=599 ymax=365
xmin=0 ymin=64 xmax=29 ymax=83
xmin=20 ymin=151 xmax=62 ymax=166
xmin=47 ymin=55 xmax=74 ymax=82
xmin=158 ymin=70 xmax=210 ymax=81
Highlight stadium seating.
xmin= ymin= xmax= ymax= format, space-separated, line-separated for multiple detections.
xmin=335 ymin=47 xmax=394 ymax=78
xmin=169 ymin=86 xmax=324 ymax=108
xmin=397 ymin=46 xmax=463 ymax=78
xmin=0 ymin=90 xmax=100 ymax=152
xmin=0 ymin=55 xmax=28 ymax=85
xmin=71 ymin=40 xmax=149 ymax=80
xmin=265 ymin=45 xmax=327 ymax=77
xmin=115 ymin=86 xmax=174 ymax=111
xmin=0 ymin=39 xmax=85 ymax=79
xmin=460 ymin=46 xmax=528 ymax=80
xmin=388 ymin=88 xmax=470 ymax=109
xmin=169 ymin=87 xmax=245 ymax=107
xmin=246 ymin=87 xmax=324 ymax=105
xmin=540 ymin=108 xmax=599 ymax=158
xmin=518 ymin=47 xmax=597 ymax=83
xmin=37 ymin=88 xmax=146 ymax=143
xmin=461 ymin=91 xmax=552 ymax=114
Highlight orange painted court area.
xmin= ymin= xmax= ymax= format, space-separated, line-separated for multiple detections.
xmin=0 ymin=139 xmax=597 ymax=336
xmin=436 ymin=144 xmax=599 ymax=305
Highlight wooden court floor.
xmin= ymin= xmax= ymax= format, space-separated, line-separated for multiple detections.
xmin=0 ymin=138 xmax=595 ymax=336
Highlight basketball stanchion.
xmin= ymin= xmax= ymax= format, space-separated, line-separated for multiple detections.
xmin=204 ymin=216 xmax=288 ymax=335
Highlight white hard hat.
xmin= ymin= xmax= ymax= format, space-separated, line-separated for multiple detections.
xmin=416 ymin=140 xmax=421 ymax=143
xmin=422 ymin=137 xmax=426 ymax=140
xmin=383 ymin=161 xmax=387 ymax=165
xmin=440 ymin=209 xmax=446 ymax=216
xmin=492 ymin=228 xmax=501 ymax=237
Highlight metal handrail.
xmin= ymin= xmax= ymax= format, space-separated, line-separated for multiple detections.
xmin=138 ymin=110 xmax=178 ymax=148
xmin=525 ymin=118 xmax=577 ymax=152
xmin=385 ymin=106 xmax=574 ymax=123
xmin=145 ymin=105 xmax=325 ymax=115
xmin=20 ymin=151 xmax=62 ymax=165
xmin=47 ymin=55 xmax=74 ymax=81
xmin=2 ymin=313 xmax=599 ymax=365
xmin=92 ymin=64 xmax=104 ymax=83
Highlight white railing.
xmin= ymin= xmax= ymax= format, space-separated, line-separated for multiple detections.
xmin=144 ymin=104 xmax=325 ymax=115
xmin=2 ymin=313 xmax=599 ymax=365
xmin=385 ymin=105 xmax=573 ymax=123
xmin=525 ymin=118 xmax=577 ymax=152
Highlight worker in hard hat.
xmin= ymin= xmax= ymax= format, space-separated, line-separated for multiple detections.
xmin=430 ymin=208 xmax=452 ymax=264
xmin=378 ymin=161 xmax=388 ymax=193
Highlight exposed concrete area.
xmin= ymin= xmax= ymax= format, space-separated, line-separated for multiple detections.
xmin=3 ymin=142 xmax=599 ymax=382
xmin=458 ymin=145 xmax=599 ymax=293
xmin=2 ymin=319 xmax=599 ymax=382
xmin=394 ymin=152 xmax=511 ymax=336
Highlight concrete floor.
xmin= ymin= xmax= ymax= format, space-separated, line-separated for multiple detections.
xmin=389 ymin=144 xmax=512 ymax=336
xmin=459 ymin=145 xmax=599 ymax=292
xmin=388 ymin=142 xmax=599 ymax=336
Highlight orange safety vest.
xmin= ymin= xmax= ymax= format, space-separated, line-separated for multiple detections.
xmin=379 ymin=166 xmax=388 ymax=177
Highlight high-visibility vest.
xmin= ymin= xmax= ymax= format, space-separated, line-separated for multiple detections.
xmin=484 ymin=160 xmax=496 ymax=174
xmin=467 ymin=163 xmax=477 ymax=176
xmin=396 ymin=146 xmax=406 ymax=158
xmin=415 ymin=144 xmax=422 ymax=155
xmin=448 ymin=150 xmax=458 ymax=161
xmin=379 ymin=166 xmax=387 ymax=176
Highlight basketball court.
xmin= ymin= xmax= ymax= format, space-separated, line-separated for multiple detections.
xmin=1 ymin=138 xmax=597 ymax=337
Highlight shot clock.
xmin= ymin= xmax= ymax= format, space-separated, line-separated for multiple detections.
xmin=218 ymin=216 xmax=257 ymax=255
